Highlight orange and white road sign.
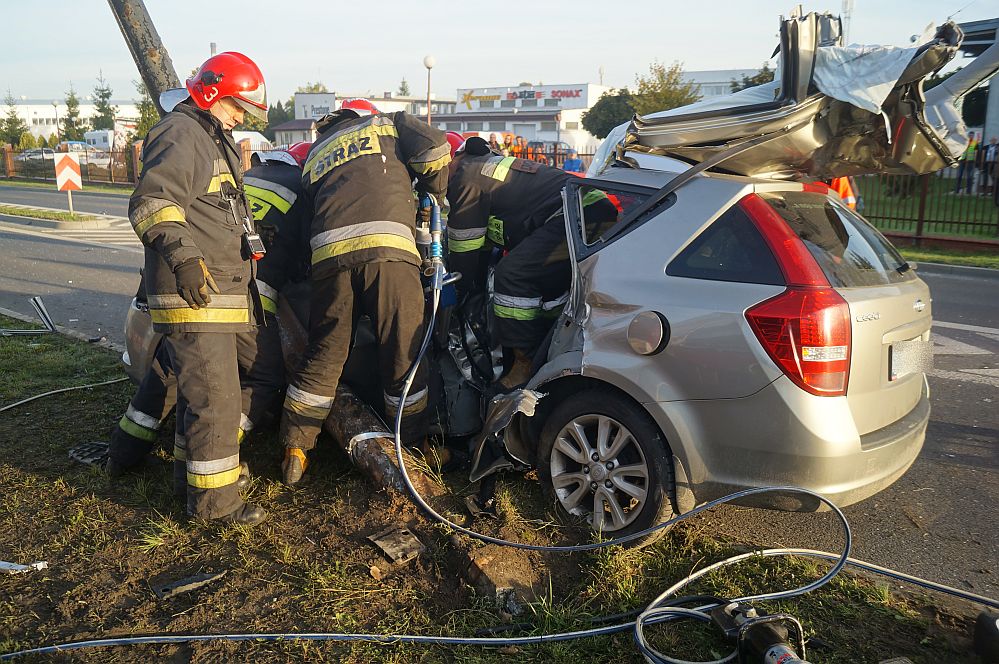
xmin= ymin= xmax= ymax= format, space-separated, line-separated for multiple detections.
xmin=54 ymin=153 xmax=82 ymax=192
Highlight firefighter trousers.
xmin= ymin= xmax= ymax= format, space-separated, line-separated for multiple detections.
xmin=108 ymin=341 xmax=176 ymax=467
xmin=492 ymin=218 xmax=571 ymax=355
xmin=108 ymin=326 xmax=287 ymax=478
xmin=281 ymin=261 xmax=429 ymax=451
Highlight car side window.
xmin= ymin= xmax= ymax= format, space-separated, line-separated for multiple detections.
xmin=666 ymin=204 xmax=785 ymax=285
xmin=577 ymin=184 xmax=650 ymax=246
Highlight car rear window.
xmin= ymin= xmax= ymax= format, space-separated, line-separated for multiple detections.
xmin=666 ymin=204 xmax=785 ymax=285
xmin=759 ymin=192 xmax=914 ymax=287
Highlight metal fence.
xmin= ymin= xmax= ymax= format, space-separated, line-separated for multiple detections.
xmin=856 ymin=170 xmax=999 ymax=241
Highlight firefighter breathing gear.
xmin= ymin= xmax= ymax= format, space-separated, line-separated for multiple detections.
xmin=174 ymin=258 xmax=220 ymax=309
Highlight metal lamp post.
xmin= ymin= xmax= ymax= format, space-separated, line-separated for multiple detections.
xmin=423 ymin=54 xmax=435 ymax=126
xmin=52 ymin=102 xmax=61 ymax=143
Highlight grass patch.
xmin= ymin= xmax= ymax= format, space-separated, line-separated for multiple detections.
xmin=0 ymin=178 xmax=132 ymax=196
xmin=0 ymin=316 xmax=980 ymax=662
xmin=900 ymin=247 xmax=999 ymax=270
xmin=857 ymin=173 xmax=999 ymax=239
xmin=0 ymin=203 xmax=100 ymax=223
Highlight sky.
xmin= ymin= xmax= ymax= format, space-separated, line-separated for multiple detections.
xmin=3 ymin=0 xmax=996 ymax=104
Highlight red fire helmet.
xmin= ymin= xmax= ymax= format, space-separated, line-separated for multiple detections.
xmin=445 ymin=132 xmax=465 ymax=158
xmin=185 ymin=52 xmax=268 ymax=121
xmin=338 ymin=98 xmax=379 ymax=117
xmin=286 ymin=141 xmax=312 ymax=167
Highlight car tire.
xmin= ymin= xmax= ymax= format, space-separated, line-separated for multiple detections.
xmin=537 ymin=388 xmax=676 ymax=546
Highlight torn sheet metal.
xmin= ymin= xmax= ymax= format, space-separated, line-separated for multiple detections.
xmin=468 ymin=389 xmax=543 ymax=482
xmin=1 ymin=561 xmax=48 ymax=575
xmin=368 ymin=526 xmax=425 ymax=564
xmin=0 ymin=297 xmax=57 ymax=336
xmin=152 ymin=570 xmax=227 ymax=600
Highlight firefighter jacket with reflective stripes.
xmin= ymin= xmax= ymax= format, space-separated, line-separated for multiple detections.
xmin=244 ymin=161 xmax=309 ymax=316
xmin=129 ymin=102 xmax=257 ymax=333
xmin=302 ymin=111 xmax=450 ymax=277
xmin=446 ymin=154 xmax=571 ymax=292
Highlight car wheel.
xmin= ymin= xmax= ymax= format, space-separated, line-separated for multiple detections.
xmin=538 ymin=389 xmax=675 ymax=545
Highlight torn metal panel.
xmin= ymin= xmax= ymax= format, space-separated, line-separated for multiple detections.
xmin=368 ymin=526 xmax=425 ymax=564
xmin=152 ymin=570 xmax=227 ymax=600
xmin=1 ymin=561 xmax=47 ymax=575
xmin=621 ymin=13 xmax=965 ymax=180
xmin=468 ymin=390 xmax=543 ymax=482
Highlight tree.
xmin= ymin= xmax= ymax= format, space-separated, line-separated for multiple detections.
xmin=61 ymin=85 xmax=86 ymax=142
xmin=1 ymin=90 xmax=29 ymax=147
xmin=235 ymin=111 xmax=268 ymax=134
xmin=631 ymin=61 xmax=700 ymax=117
xmin=132 ymin=80 xmax=159 ymax=143
xmin=731 ymin=63 xmax=776 ymax=92
xmin=397 ymin=78 xmax=411 ymax=96
xmin=17 ymin=132 xmax=37 ymax=151
xmin=581 ymin=88 xmax=636 ymax=139
xmin=91 ymin=71 xmax=117 ymax=130
xmin=264 ymin=99 xmax=292 ymax=140
xmin=297 ymin=82 xmax=328 ymax=93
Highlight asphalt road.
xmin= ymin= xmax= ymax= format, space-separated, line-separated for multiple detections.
xmin=0 ymin=218 xmax=996 ymax=605
xmin=0 ymin=183 xmax=129 ymax=217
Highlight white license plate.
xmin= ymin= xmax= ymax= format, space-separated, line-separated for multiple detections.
xmin=889 ymin=337 xmax=932 ymax=381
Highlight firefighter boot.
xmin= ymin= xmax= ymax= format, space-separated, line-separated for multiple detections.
xmin=498 ymin=348 xmax=533 ymax=390
xmin=415 ymin=440 xmax=467 ymax=474
xmin=282 ymin=448 xmax=308 ymax=485
xmin=217 ymin=502 xmax=268 ymax=526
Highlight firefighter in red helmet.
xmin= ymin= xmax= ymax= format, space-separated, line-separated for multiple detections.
xmin=122 ymin=52 xmax=270 ymax=525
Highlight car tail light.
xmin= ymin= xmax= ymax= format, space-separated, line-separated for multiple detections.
xmin=740 ymin=193 xmax=851 ymax=396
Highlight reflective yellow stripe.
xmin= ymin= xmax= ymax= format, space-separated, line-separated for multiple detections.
xmin=260 ymin=294 xmax=277 ymax=315
xmin=481 ymin=156 xmax=516 ymax=182
xmin=118 ymin=414 xmax=158 ymax=442
xmin=150 ymin=308 xmax=250 ymax=325
xmin=582 ymin=189 xmax=610 ymax=207
xmin=133 ymin=205 xmax=186 ymax=238
xmin=207 ymin=173 xmax=236 ymax=194
xmin=247 ymin=195 xmax=273 ymax=220
xmin=311 ymin=233 xmax=420 ymax=265
xmin=487 ymin=216 xmax=504 ymax=246
xmin=305 ymin=119 xmax=399 ymax=184
xmin=409 ymin=153 xmax=451 ymax=175
xmin=494 ymin=304 xmax=541 ymax=320
xmin=245 ymin=184 xmax=293 ymax=214
xmin=449 ymin=236 xmax=486 ymax=253
xmin=187 ymin=466 xmax=241 ymax=489
xmin=285 ymin=399 xmax=332 ymax=419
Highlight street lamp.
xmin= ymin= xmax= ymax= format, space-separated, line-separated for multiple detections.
xmin=52 ymin=101 xmax=60 ymax=143
xmin=423 ymin=54 xmax=436 ymax=126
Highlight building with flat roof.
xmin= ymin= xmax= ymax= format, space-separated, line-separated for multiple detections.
xmin=9 ymin=99 xmax=140 ymax=142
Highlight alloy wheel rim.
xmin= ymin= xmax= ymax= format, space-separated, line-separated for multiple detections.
xmin=550 ymin=414 xmax=650 ymax=533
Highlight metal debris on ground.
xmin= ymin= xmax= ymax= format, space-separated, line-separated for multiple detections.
xmin=68 ymin=441 xmax=110 ymax=467
xmin=367 ymin=526 xmax=426 ymax=564
xmin=0 ymin=297 xmax=57 ymax=336
xmin=1 ymin=561 xmax=48 ymax=575
xmin=153 ymin=570 xmax=228 ymax=600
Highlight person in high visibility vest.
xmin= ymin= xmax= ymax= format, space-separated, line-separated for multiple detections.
xmin=829 ymin=176 xmax=857 ymax=210
xmin=954 ymin=132 xmax=978 ymax=195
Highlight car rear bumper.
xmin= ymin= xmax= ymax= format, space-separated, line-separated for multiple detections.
xmin=649 ymin=375 xmax=929 ymax=512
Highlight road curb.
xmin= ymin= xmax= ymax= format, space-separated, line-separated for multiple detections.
xmin=915 ymin=261 xmax=999 ymax=281
xmin=0 ymin=305 xmax=126 ymax=354
xmin=0 ymin=204 xmax=121 ymax=229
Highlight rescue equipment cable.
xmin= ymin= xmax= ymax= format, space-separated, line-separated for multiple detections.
xmin=0 ymin=377 xmax=129 ymax=414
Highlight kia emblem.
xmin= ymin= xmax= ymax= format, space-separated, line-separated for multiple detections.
xmin=913 ymin=299 xmax=926 ymax=312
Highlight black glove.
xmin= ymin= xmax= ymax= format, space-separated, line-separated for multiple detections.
xmin=174 ymin=258 xmax=219 ymax=309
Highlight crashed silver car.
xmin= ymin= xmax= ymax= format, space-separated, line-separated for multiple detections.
xmin=125 ymin=11 xmax=996 ymax=541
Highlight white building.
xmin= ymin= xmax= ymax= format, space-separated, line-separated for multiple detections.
xmin=11 ymin=99 xmax=141 ymax=141
xmin=429 ymin=83 xmax=612 ymax=152
xmin=684 ymin=69 xmax=768 ymax=99
xmin=271 ymin=92 xmax=458 ymax=145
